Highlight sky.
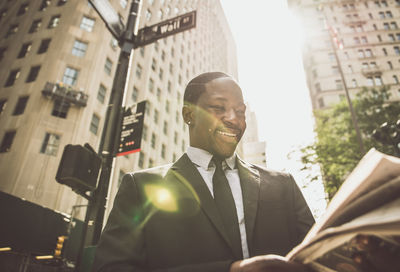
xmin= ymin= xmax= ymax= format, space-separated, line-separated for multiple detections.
xmin=219 ymin=1 xmax=327 ymax=216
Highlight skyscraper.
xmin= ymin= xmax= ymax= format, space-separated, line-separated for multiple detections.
xmin=0 ymin=0 xmax=238 ymax=219
xmin=288 ymin=0 xmax=400 ymax=110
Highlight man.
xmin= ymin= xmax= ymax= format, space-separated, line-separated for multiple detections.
xmin=93 ymin=72 xmax=315 ymax=272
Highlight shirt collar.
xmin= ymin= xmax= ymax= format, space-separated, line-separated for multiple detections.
xmin=186 ymin=146 xmax=236 ymax=170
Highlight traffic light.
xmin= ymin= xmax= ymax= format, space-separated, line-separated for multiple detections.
xmin=54 ymin=235 xmax=66 ymax=258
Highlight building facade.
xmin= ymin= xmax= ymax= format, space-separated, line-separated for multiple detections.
xmin=288 ymin=0 xmax=400 ymax=110
xmin=0 ymin=0 xmax=238 ymax=220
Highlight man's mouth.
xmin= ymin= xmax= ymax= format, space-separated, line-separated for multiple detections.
xmin=216 ymin=129 xmax=241 ymax=143
xmin=217 ymin=130 xmax=237 ymax=137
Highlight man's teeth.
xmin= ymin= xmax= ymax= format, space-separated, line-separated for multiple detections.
xmin=217 ymin=131 xmax=237 ymax=137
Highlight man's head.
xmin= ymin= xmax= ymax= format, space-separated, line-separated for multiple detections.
xmin=182 ymin=72 xmax=247 ymax=158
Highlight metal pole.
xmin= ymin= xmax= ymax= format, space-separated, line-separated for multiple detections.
xmin=323 ymin=9 xmax=366 ymax=155
xmin=76 ymin=1 xmax=142 ymax=270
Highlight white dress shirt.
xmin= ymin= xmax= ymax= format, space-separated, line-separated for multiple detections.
xmin=186 ymin=146 xmax=250 ymax=259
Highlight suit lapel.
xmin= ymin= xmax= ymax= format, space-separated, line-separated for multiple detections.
xmin=169 ymin=154 xmax=237 ymax=256
xmin=237 ymin=157 xmax=260 ymax=254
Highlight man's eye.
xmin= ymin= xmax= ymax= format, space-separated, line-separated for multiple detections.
xmin=236 ymin=110 xmax=245 ymax=116
xmin=210 ymin=105 xmax=224 ymax=111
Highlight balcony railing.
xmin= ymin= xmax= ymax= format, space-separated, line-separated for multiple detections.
xmin=41 ymin=82 xmax=88 ymax=107
xmin=361 ymin=66 xmax=382 ymax=77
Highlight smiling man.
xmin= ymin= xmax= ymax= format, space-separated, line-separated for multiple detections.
xmin=93 ymin=72 xmax=315 ymax=272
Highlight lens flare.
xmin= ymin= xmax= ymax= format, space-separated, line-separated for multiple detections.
xmin=144 ymin=185 xmax=178 ymax=212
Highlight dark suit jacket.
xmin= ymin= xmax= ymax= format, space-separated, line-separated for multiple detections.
xmin=93 ymin=154 xmax=314 ymax=272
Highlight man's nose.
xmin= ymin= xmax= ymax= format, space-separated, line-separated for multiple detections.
xmin=223 ymin=108 xmax=239 ymax=124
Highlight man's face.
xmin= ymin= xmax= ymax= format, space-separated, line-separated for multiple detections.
xmin=188 ymin=77 xmax=247 ymax=158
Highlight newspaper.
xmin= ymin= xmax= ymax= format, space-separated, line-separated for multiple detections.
xmin=287 ymin=149 xmax=400 ymax=272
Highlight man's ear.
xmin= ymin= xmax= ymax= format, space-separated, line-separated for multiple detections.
xmin=182 ymin=104 xmax=194 ymax=125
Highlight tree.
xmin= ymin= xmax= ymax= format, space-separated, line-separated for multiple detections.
xmin=301 ymin=87 xmax=400 ymax=200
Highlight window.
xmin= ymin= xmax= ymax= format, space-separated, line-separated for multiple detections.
xmin=389 ymin=34 xmax=395 ymax=41
xmin=384 ymin=22 xmax=390 ymax=30
xmin=367 ymin=77 xmax=374 ymax=86
xmin=72 ymin=40 xmax=88 ymax=57
xmin=13 ymin=96 xmax=29 ymax=115
xmin=80 ymin=16 xmax=95 ymax=32
xmin=175 ymin=111 xmax=179 ymax=122
xmin=151 ymin=58 xmax=156 ymax=71
xmin=375 ymin=76 xmax=383 ymax=85
xmin=4 ymin=69 xmax=20 ymax=87
xmin=397 ymin=33 xmax=400 ymax=41
xmin=365 ymin=49 xmax=373 ymax=57
xmin=29 ymin=19 xmax=42 ymax=33
xmin=90 ymin=114 xmax=100 ymax=135
xmin=332 ymin=66 xmax=339 ymax=75
xmin=373 ymin=24 xmax=377 ymax=30
xmin=40 ymin=133 xmax=60 ymax=156
xmin=140 ymin=47 xmax=145 ymax=57
xmin=361 ymin=37 xmax=368 ymax=44
xmin=37 ymin=38 xmax=51 ymax=54
xmin=386 ymin=11 xmax=393 ymax=18
xmin=156 ymin=88 xmax=161 ymax=100
xmin=161 ymin=144 xmax=166 ymax=159
xmin=351 ymin=79 xmax=357 ymax=88
xmin=26 ymin=65 xmax=41 ymax=82
xmin=379 ymin=12 xmax=385 ymax=19
xmin=159 ymin=68 xmax=163 ymax=79
xmin=52 ymin=99 xmax=70 ymax=118
xmin=394 ymin=75 xmax=399 ymax=84
xmin=136 ymin=64 xmax=142 ymax=78
xmin=145 ymin=9 xmax=152 ymax=21
xmin=395 ymin=46 xmax=400 ymax=55
xmin=142 ymin=125 xmax=147 ymax=141
xmin=391 ymin=22 xmax=398 ymax=29
xmin=149 ymin=158 xmax=154 ymax=168
xmin=39 ymin=0 xmax=51 ymax=11
xmin=17 ymin=3 xmax=29 ymax=16
xmin=171 ymin=48 xmax=175 ymax=57
xmin=348 ymin=65 xmax=353 ymax=73
xmin=158 ymin=10 xmax=163 ymax=19
xmin=354 ymin=37 xmax=360 ymax=44
xmin=5 ymin=24 xmax=18 ymax=38
xmin=120 ymin=0 xmax=128 ymax=8
xmin=110 ymin=37 xmax=118 ymax=50
xmin=383 ymin=48 xmax=388 ymax=56
xmin=97 ymin=84 xmax=106 ymax=103
xmin=151 ymin=133 xmax=156 ymax=148
xmin=17 ymin=42 xmax=32 ymax=58
xmin=174 ymin=131 xmax=178 ymax=144
xmin=132 ymin=86 xmax=138 ymax=102
xmin=63 ymin=67 xmax=79 ymax=85
xmin=163 ymin=121 xmax=168 ymax=134
xmin=318 ymin=98 xmax=325 ymax=108
xmin=154 ymin=41 xmax=159 ymax=51
xmin=181 ymin=140 xmax=185 ymax=152
xmin=168 ymin=81 xmax=171 ymax=93
xmin=0 ymin=47 xmax=6 ymax=61
xmin=0 ymin=130 xmax=16 ymax=153
xmin=335 ymin=79 xmax=343 ymax=89
xmin=148 ymin=78 xmax=154 ymax=93
xmin=165 ymin=100 xmax=170 ymax=112
xmin=0 ymin=99 xmax=7 ymax=115
xmin=388 ymin=61 xmax=393 ymax=69
xmin=377 ymin=35 xmax=382 ymax=42
xmin=328 ymin=52 xmax=335 ymax=61
xmin=161 ymin=50 xmax=165 ymax=61
xmin=154 ymin=109 xmax=158 ymax=123
xmin=104 ymin=58 xmax=113 ymax=75
xmin=48 ymin=15 xmax=61 ymax=28
xmin=138 ymin=151 xmax=144 ymax=168
xmin=169 ymin=63 xmax=174 ymax=73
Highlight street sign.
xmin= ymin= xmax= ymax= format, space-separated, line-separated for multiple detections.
xmin=89 ymin=0 xmax=125 ymax=40
xmin=134 ymin=10 xmax=196 ymax=48
xmin=116 ymin=101 xmax=146 ymax=156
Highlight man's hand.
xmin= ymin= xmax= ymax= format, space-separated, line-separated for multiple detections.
xmin=229 ymin=255 xmax=312 ymax=272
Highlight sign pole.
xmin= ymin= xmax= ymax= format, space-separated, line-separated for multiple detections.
xmin=76 ymin=1 xmax=142 ymax=270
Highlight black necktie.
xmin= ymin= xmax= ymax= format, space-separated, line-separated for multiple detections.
xmin=212 ymin=156 xmax=242 ymax=258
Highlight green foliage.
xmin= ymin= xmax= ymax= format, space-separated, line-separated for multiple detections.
xmin=301 ymin=87 xmax=400 ymax=200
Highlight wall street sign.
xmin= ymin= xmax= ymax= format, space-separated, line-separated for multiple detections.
xmin=134 ymin=10 xmax=196 ymax=48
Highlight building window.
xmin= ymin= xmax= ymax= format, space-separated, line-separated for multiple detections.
xmin=40 ymin=133 xmax=60 ymax=156
xmin=161 ymin=50 xmax=165 ymax=61
xmin=361 ymin=36 xmax=368 ymax=44
xmin=0 ymin=130 xmax=16 ymax=153
xmin=154 ymin=109 xmax=158 ymax=123
xmin=104 ymin=58 xmax=113 ymax=75
xmin=97 ymin=84 xmax=106 ymax=103
xmin=351 ymin=79 xmax=357 ymax=88
xmin=391 ymin=22 xmax=398 ymax=29
xmin=383 ymin=48 xmax=388 ymax=56
xmin=132 ymin=86 xmax=138 ymax=102
xmin=365 ymin=49 xmax=372 ymax=57
xmin=168 ymin=81 xmax=172 ymax=93
xmin=29 ymin=19 xmax=42 ymax=33
xmin=384 ymin=23 xmax=390 ymax=30
xmin=0 ymin=47 xmax=6 ymax=61
xmin=354 ymin=37 xmax=360 ymax=44
xmin=136 ymin=64 xmax=142 ymax=78
xmin=328 ymin=52 xmax=335 ymax=61
xmin=52 ymin=99 xmax=70 ymax=118
xmin=379 ymin=12 xmax=385 ymax=19
xmin=120 ymin=0 xmax=128 ymax=8
xmin=377 ymin=35 xmax=382 ymax=42
xmin=72 ymin=40 xmax=88 ymax=57
xmin=318 ymin=98 xmax=325 ymax=108
xmin=181 ymin=140 xmax=185 ymax=152
xmin=386 ymin=11 xmax=393 ymax=18
xmin=348 ymin=65 xmax=353 ymax=73
xmin=161 ymin=144 xmax=166 ymax=159
xmin=156 ymin=88 xmax=161 ymax=100
xmin=110 ymin=37 xmax=118 ymax=50
xmin=165 ymin=100 xmax=170 ymax=112
xmin=393 ymin=75 xmax=399 ymax=84
xmin=335 ymin=79 xmax=343 ymax=89
xmin=159 ymin=68 xmax=163 ymax=79
xmin=148 ymin=158 xmax=154 ymax=168
xmin=174 ymin=131 xmax=178 ymax=144
xmin=389 ymin=34 xmax=395 ymax=42
xmin=151 ymin=133 xmax=156 ymax=148
xmin=375 ymin=76 xmax=383 ymax=86
xmin=48 ymin=15 xmax=61 ymax=28
xmin=395 ymin=46 xmax=400 ymax=55
xmin=145 ymin=9 xmax=152 ymax=21
xmin=37 ymin=38 xmax=51 ymax=54
xmin=315 ymin=83 xmax=321 ymax=92
xmin=148 ymin=78 xmax=154 ymax=93
xmin=138 ymin=151 xmax=144 ymax=168
xmin=4 ymin=69 xmax=20 ymax=87
xmin=388 ymin=61 xmax=393 ymax=69
xmin=5 ymin=24 xmax=18 ymax=38
xmin=17 ymin=42 xmax=32 ymax=58
xmin=140 ymin=47 xmax=145 ymax=57
xmin=39 ymin=0 xmax=51 ymax=11
xmin=63 ymin=67 xmax=79 ymax=85
xmin=171 ymin=48 xmax=175 ymax=57
xmin=13 ymin=96 xmax=29 ymax=115
xmin=80 ymin=16 xmax=95 ymax=32
xmin=332 ymin=66 xmax=339 ymax=75
xmin=90 ymin=114 xmax=100 ymax=135
xmin=169 ymin=63 xmax=174 ymax=73
xmin=0 ymin=99 xmax=7 ymax=115
xmin=163 ymin=121 xmax=168 ymax=134
xmin=142 ymin=125 xmax=147 ymax=141
xmin=26 ymin=65 xmax=41 ymax=82
xmin=17 ymin=3 xmax=29 ymax=16
xmin=367 ymin=77 xmax=374 ymax=86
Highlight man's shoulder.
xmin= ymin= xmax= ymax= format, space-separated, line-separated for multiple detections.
xmin=125 ymin=163 xmax=174 ymax=180
xmin=238 ymin=156 xmax=293 ymax=180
